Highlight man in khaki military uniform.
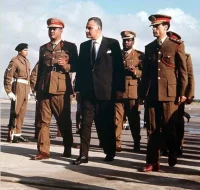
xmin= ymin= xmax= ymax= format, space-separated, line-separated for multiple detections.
xmin=115 ymin=31 xmax=143 ymax=152
xmin=140 ymin=14 xmax=188 ymax=172
xmin=30 ymin=62 xmax=40 ymax=139
xmin=167 ymin=31 xmax=195 ymax=156
xmin=31 ymin=18 xmax=78 ymax=160
xmin=4 ymin=43 xmax=31 ymax=143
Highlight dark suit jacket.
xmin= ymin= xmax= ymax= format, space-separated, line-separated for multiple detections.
xmin=75 ymin=36 xmax=125 ymax=100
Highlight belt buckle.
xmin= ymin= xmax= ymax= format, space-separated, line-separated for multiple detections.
xmin=52 ymin=66 xmax=56 ymax=72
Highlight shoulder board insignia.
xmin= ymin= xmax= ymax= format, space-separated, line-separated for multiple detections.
xmin=135 ymin=49 xmax=144 ymax=55
xmin=169 ymin=37 xmax=183 ymax=44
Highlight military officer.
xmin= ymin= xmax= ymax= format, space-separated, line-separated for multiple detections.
xmin=115 ymin=31 xmax=144 ymax=152
xmin=140 ymin=14 xmax=188 ymax=172
xmin=4 ymin=43 xmax=31 ymax=143
xmin=167 ymin=31 xmax=195 ymax=155
xmin=31 ymin=18 xmax=78 ymax=160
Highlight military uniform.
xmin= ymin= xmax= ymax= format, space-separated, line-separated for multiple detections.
xmin=33 ymin=18 xmax=78 ymax=158
xmin=115 ymin=31 xmax=143 ymax=151
xmin=30 ymin=62 xmax=40 ymax=139
xmin=140 ymin=15 xmax=188 ymax=171
xmin=177 ymin=53 xmax=194 ymax=148
xmin=167 ymin=31 xmax=195 ymax=155
xmin=4 ymin=43 xmax=30 ymax=142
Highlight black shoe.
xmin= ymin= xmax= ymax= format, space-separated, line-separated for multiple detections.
xmin=133 ymin=146 xmax=140 ymax=152
xmin=17 ymin=136 xmax=29 ymax=142
xmin=12 ymin=136 xmax=20 ymax=143
xmin=160 ymin=150 xmax=169 ymax=157
xmin=104 ymin=154 xmax=114 ymax=162
xmin=73 ymin=156 xmax=88 ymax=165
xmin=62 ymin=148 xmax=71 ymax=158
xmin=133 ymin=141 xmax=140 ymax=152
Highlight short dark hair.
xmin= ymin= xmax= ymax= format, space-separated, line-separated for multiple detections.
xmin=88 ymin=17 xmax=102 ymax=30
xmin=162 ymin=22 xmax=170 ymax=30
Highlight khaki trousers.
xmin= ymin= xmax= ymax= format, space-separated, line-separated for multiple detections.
xmin=11 ymin=83 xmax=29 ymax=134
xmin=37 ymin=93 xmax=73 ymax=154
xmin=115 ymin=99 xmax=140 ymax=146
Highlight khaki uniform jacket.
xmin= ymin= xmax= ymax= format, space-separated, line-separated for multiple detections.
xmin=122 ymin=49 xmax=144 ymax=99
xmin=4 ymin=54 xmax=30 ymax=94
xmin=140 ymin=37 xmax=188 ymax=101
xmin=35 ymin=40 xmax=78 ymax=95
xmin=185 ymin=54 xmax=195 ymax=98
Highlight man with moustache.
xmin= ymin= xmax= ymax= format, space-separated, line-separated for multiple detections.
xmin=31 ymin=18 xmax=78 ymax=160
xmin=140 ymin=14 xmax=188 ymax=172
xmin=73 ymin=17 xmax=125 ymax=165
xmin=115 ymin=31 xmax=144 ymax=152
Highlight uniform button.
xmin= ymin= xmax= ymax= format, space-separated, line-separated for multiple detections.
xmin=158 ymin=77 xmax=160 ymax=79
xmin=158 ymin=51 xmax=161 ymax=54
xmin=158 ymin=60 xmax=160 ymax=62
xmin=158 ymin=68 xmax=161 ymax=71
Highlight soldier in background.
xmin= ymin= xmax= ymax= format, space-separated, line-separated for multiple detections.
xmin=4 ymin=43 xmax=31 ymax=143
xmin=31 ymin=18 xmax=78 ymax=160
xmin=167 ymin=31 xmax=195 ymax=155
xmin=115 ymin=31 xmax=143 ymax=152
xmin=30 ymin=62 xmax=39 ymax=139
xmin=140 ymin=14 xmax=188 ymax=172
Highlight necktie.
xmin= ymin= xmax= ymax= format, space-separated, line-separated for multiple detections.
xmin=52 ymin=43 xmax=56 ymax=49
xmin=91 ymin=41 xmax=97 ymax=65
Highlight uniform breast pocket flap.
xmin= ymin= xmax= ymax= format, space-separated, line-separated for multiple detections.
xmin=58 ymin=74 xmax=67 ymax=92
xmin=162 ymin=54 xmax=175 ymax=64
xmin=167 ymin=80 xmax=176 ymax=97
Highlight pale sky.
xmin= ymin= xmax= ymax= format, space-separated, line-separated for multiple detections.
xmin=1 ymin=0 xmax=200 ymax=98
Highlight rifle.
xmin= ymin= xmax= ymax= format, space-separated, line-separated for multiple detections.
xmin=7 ymin=81 xmax=17 ymax=142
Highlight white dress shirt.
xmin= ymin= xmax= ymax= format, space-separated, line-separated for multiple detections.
xmin=91 ymin=35 xmax=103 ymax=59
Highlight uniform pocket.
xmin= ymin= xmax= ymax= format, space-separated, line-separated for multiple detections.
xmin=167 ymin=79 xmax=176 ymax=97
xmin=57 ymin=74 xmax=67 ymax=92
xmin=162 ymin=53 xmax=175 ymax=68
xmin=128 ymin=80 xmax=138 ymax=99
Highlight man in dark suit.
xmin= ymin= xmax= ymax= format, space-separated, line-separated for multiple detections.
xmin=73 ymin=17 xmax=125 ymax=165
xmin=139 ymin=14 xmax=188 ymax=172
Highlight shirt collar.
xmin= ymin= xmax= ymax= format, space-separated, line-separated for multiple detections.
xmin=123 ymin=48 xmax=133 ymax=55
xmin=159 ymin=35 xmax=168 ymax=44
xmin=92 ymin=35 xmax=103 ymax=44
xmin=51 ymin=39 xmax=62 ymax=46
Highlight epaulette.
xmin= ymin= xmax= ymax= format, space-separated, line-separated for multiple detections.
xmin=135 ymin=49 xmax=144 ymax=55
xmin=10 ymin=56 xmax=18 ymax=62
xmin=40 ymin=42 xmax=49 ymax=48
xmin=169 ymin=37 xmax=183 ymax=44
xmin=63 ymin=40 xmax=76 ymax=45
